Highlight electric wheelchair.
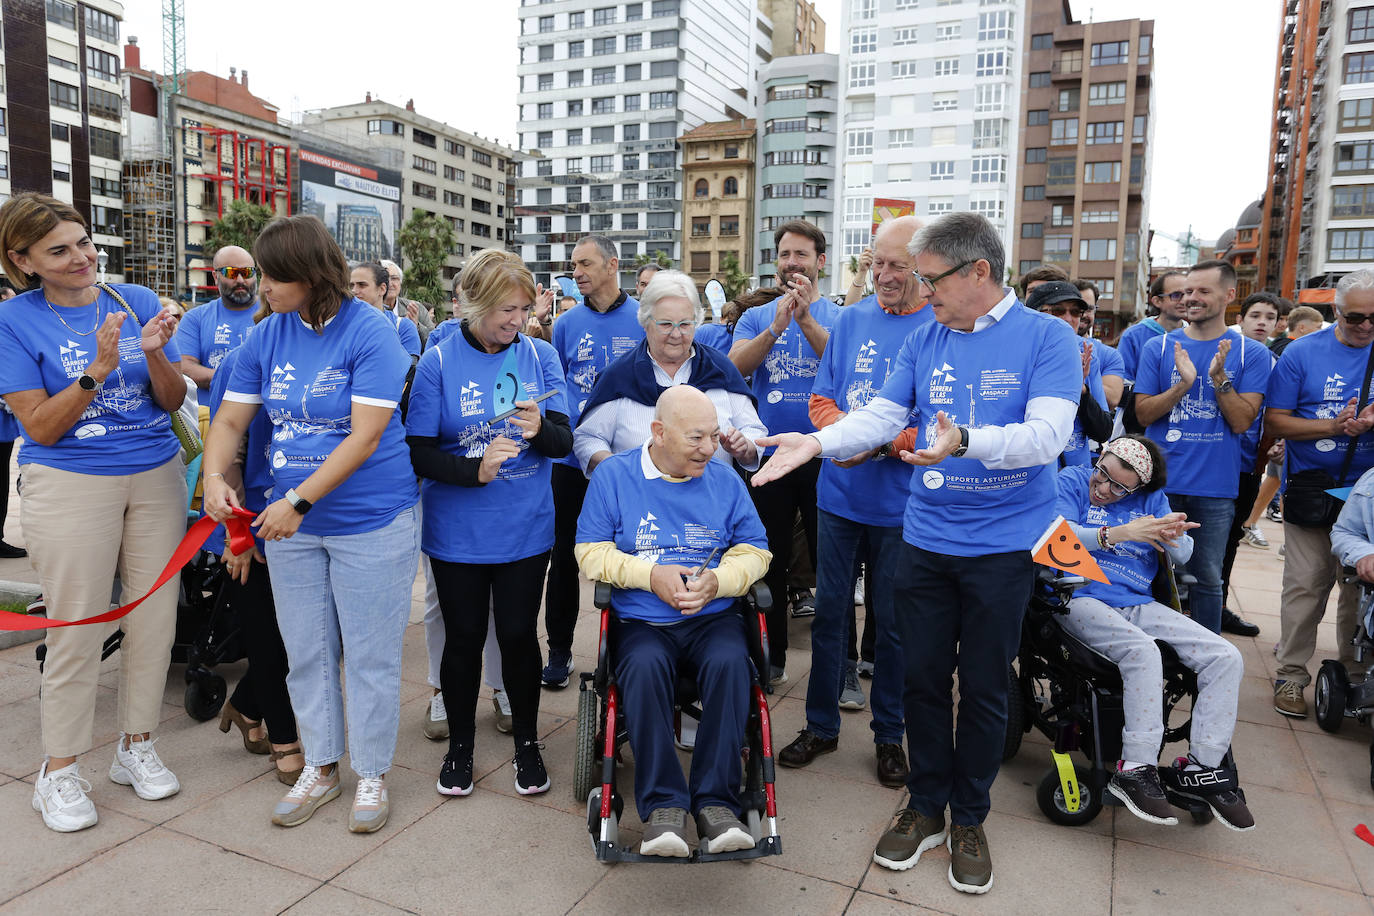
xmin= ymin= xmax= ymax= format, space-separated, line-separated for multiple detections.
xmin=1313 ymin=569 xmax=1374 ymax=793
xmin=572 ymin=581 xmax=783 ymax=864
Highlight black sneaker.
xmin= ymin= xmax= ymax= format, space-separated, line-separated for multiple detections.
xmin=777 ymin=729 xmax=838 ymax=768
xmin=1162 ymin=755 xmax=1256 ymax=832
xmin=0 ymin=541 xmax=26 ymax=559
xmin=789 ymin=588 xmax=816 ymax=618
xmin=513 ymin=741 xmax=550 ymax=795
xmin=873 ymin=808 xmax=946 ymax=871
xmin=436 ymin=748 xmax=473 ymax=797
xmin=1220 ymin=609 xmax=1260 ymax=638
xmin=1108 ymin=763 xmax=1178 ymax=825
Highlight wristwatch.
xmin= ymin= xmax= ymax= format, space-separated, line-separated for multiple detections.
xmin=952 ymin=426 xmax=971 ymax=458
xmin=284 ymin=488 xmax=313 ymax=515
xmin=876 ymin=443 xmax=892 ymax=458
xmin=78 ymin=374 xmax=102 ymax=392
xmin=1215 ymin=378 xmax=1234 ymax=394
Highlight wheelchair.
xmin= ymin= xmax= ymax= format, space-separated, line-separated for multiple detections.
xmin=573 ymin=581 xmax=783 ymax=864
xmin=1313 ymin=569 xmax=1374 ymax=793
xmin=1007 ymin=561 xmax=1242 ymax=827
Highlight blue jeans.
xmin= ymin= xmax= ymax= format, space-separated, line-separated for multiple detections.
xmin=804 ymin=510 xmax=904 ymax=744
xmin=267 ymin=504 xmax=419 ymax=778
xmin=1167 ymin=494 xmax=1234 ymax=634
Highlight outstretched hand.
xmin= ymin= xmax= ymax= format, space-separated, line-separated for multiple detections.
xmin=751 ymin=432 xmax=821 ymax=485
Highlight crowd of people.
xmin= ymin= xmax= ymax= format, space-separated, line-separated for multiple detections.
xmin=0 ymin=189 xmax=1368 ymax=895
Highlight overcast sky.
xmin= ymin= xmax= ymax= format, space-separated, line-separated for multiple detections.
xmin=124 ymin=0 xmax=1275 ymax=260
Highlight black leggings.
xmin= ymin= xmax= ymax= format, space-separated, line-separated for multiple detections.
xmin=432 ymin=551 xmax=549 ymax=750
xmin=0 ymin=439 xmax=13 ymax=535
xmin=226 ymin=559 xmax=298 ymax=744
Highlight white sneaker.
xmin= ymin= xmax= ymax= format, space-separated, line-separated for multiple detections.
xmin=109 ymin=734 xmax=180 ymax=800
xmin=33 ymin=761 xmax=98 ymax=832
xmin=423 ymin=691 xmax=449 ymax=741
xmin=492 ymin=688 xmax=513 ymax=734
xmin=1242 ymin=525 xmax=1270 ymax=549
xmin=349 ymin=776 xmax=389 ymax=834
xmin=854 ymin=578 xmax=865 ymax=605
xmin=674 ymin=717 xmax=698 ymax=752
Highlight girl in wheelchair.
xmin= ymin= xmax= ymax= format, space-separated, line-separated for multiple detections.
xmin=1054 ymin=435 xmax=1254 ymax=831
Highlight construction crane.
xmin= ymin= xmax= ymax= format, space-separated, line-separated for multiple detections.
xmin=1151 ymin=226 xmax=1203 ymax=266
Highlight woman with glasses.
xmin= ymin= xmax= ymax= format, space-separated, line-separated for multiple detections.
xmin=1053 ymin=434 xmax=1253 ymax=832
xmin=574 ymin=270 xmax=764 ymax=474
xmin=176 ymin=246 xmax=260 ymax=391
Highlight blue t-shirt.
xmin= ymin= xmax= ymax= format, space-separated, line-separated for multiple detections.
xmin=1135 ymin=329 xmax=1272 ymax=498
xmin=0 ymin=284 xmax=181 ymax=475
xmin=733 ymin=296 xmax=840 ymax=440
xmin=224 ymin=298 xmax=417 ymax=536
xmin=0 ymin=397 xmax=19 ymax=442
xmin=1266 ymin=326 xmax=1374 ymax=481
xmin=1062 ymin=338 xmax=1108 ymax=468
xmin=381 ymin=309 xmax=421 ymax=358
xmin=813 ymin=296 xmax=932 ymax=528
xmin=202 ymin=346 xmax=274 ymax=556
xmin=875 ymin=299 xmax=1082 ymax=556
xmin=406 ymin=331 xmax=567 ymax=563
xmin=576 ymin=445 xmax=769 ymax=625
xmin=693 ymin=322 xmax=734 ymax=353
xmin=550 ymin=297 xmax=644 ymax=468
xmin=1095 ymin=340 xmax=1125 ymax=383
xmin=1055 ymin=464 xmax=1169 ymax=607
xmin=175 ymin=297 xmax=257 ymax=373
xmin=428 ymin=318 xmax=461 ymax=350
xmin=1116 ymin=319 xmax=1165 ymax=383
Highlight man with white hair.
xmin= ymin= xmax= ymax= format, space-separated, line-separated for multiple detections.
xmin=381 ymin=259 xmax=436 ymax=344
xmin=1266 ymin=268 xmax=1374 ymax=718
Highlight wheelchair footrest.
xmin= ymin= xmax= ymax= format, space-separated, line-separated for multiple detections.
xmin=592 ymin=835 xmax=782 ymax=864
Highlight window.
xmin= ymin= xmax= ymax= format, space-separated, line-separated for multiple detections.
xmin=537 ymin=73 xmax=554 ymax=91
xmin=975 ymin=84 xmax=1005 ymax=112
xmin=930 ymin=160 xmax=956 ymax=181
xmin=1133 ymin=115 xmax=1147 ymax=143
xmin=535 ymin=159 xmax=552 ymax=177
xmin=92 ymin=174 xmax=120 ymax=197
xmin=621 ymin=183 xmax=639 ymax=200
xmin=626 ymin=33 xmax=642 ymax=52
xmin=1086 ymin=121 xmax=1124 ymax=144
xmin=1050 ymin=118 xmax=1078 ymax=144
xmin=593 ymin=37 xmax=616 ymax=55
xmin=724 ymin=145 xmax=738 ymax=159
xmin=851 ymin=0 xmax=876 ymax=19
xmin=537 ymin=103 xmax=553 ymax=119
xmin=690 ymin=252 xmax=711 ymax=272
xmin=565 ymin=157 xmax=583 ymax=174
xmin=624 ymin=64 xmax=641 ymax=81
xmin=591 ymin=126 xmax=614 ymax=143
xmin=973 ymin=118 xmax=1004 ymax=149
xmin=1341 ymin=98 xmax=1374 ymax=131
xmin=49 ymin=81 xmax=79 ymax=111
xmin=1346 ymin=53 xmax=1374 ymax=84
xmin=893 ymin=61 xmax=919 ymax=80
xmin=1022 ymin=222 xmax=1044 ymax=239
xmin=52 ymin=161 xmax=72 ymax=183
xmin=536 ymin=217 xmax=552 ymax=234
xmin=1031 ymin=33 xmax=1053 ymax=50
xmin=85 ymin=47 xmax=118 ymax=82
xmin=970 ymin=155 xmax=1005 ymax=184
xmin=1028 ymin=109 xmax=1049 ymax=126
xmin=1088 ymin=81 xmax=1126 ymax=106
xmin=92 ymin=125 xmax=120 ymax=158
xmin=413 ymin=155 xmax=437 ymax=174
xmin=47 ymin=0 xmax=76 ymax=29
xmin=594 ymin=6 xmax=616 ymax=24
xmin=413 ymin=128 xmax=436 ymax=148
xmin=976 ymin=50 xmax=1008 ymax=77
xmin=650 ymin=60 xmax=677 ymax=78
xmin=720 ymin=214 xmax=740 ymax=236
xmin=626 ymin=3 xmax=643 ymax=19
xmin=649 ymin=181 xmax=675 ymax=199
xmin=412 ymin=182 xmax=437 ymax=200
xmin=90 ymin=205 xmax=120 ymax=235
xmin=49 ymin=53 xmax=78 ymax=71
xmin=1337 ymin=140 xmax=1374 ymax=172
xmin=1082 ymin=208 xmax=1119 ymax=223
xmin=538 ymin=14 xmax=554 ymax=31
xmin=971 ymin=197 xmax=1004 ymax=222
xmin=590 ymin=214 xmax=613 ymax=231
xmin=85 ymin=7 xmax=119 ymax=43
xmin=568 ymin=100 xmax=583 ymax=116
xmin=1084 ymin=161 xmax=1121 ymax=182
xmin=1352 ymin=7 xmax=1374 ymax=42
xmin=649 ymin=91 xmax=676 ymax=109
xmin=1024 ymin=185 xmax=1045 ymax=201
xmin=934 ymin=58 xmax=960 ymax=77
xmin=472 ymin=222 xmax=492 ymax=239
xmin=1091 ymin=41 xmax=1129 ymax=66
xmin=1025 ymin=147 xmax=1047 ymax=163
xmin=928 ymin=199 xmax=954 ymax=216
xmin=932 ymin=91 xmax=959 ymax=111
xmin=647 ymin=212 xmax=675 ymax=230
xmin=849 ymin=63 xmax=875 ymax=88
xmin=894 ymin=27 xmax=919 ymax=46
xmin=539 ymin=44 xmax=554 ymax=61
xmin=851 ymin=28 xmax=877 ymax=54
xmin=592 ymin=96 xmax=614 ymax=114
xmin=590 ymin=155 xmax=613 ymax=171
xmin=625 ymin=94 xmax=641 ymax=110
xmin=890 ymin=128 xmax=915 ymax=149
xmin=1329 ymin=228 xmax=1374 ymax=261
xmin=590 ymin=184 xmax=614 ymax=201
xmin=895 ymin=0 xmax=918 ymax=8
xmin=649 ymin=121 xmax=677 ymax=139
xmin=1333 ymin=185 xmax=1374 ymax=218
xmin=593 ymin=66 xmax=615 ymax=85
xmin=1029 ymin=71 xmax=1051 ymax=88
xmin=1020 ymin=259 xmax=1042 ymax=275
xmin=651 ymin=29 xmax=678 ymax=48
xmin=569 ymin=10 xmax=585 ymax=27
xmin=568 ymin=40 xmax=584 ymax=58
xmin=620 ymin=213 xmax=637 ymax=230
xmin=622 ymin=153 xmax=639 ymax=170
xmin=651 ymin=0 xmax=678 ymax=15
xmin=1047 ymin=156 xmax=1076 ymax=185
xmin=1080 ymin=238 xmax=1117 ymax=261
xmin=51 ymin=122 xmax=70 ymax=142
xmin=931 ymin=126 xmax=958 ymax=147
xmin=1043 ymin=236 xmax=1072 ymax=261
xmin=692 ymin=216 xmax=711 ymax=236
xmin=846 ymin=128 xmax=874 ymax=157
xmin=979 ymin=10 xmax=1013 ymax=41
xmin=723 ymin=177 xmax=738 ymax=196
xmin=1058 ymin=88 xmax=1080 ymax=112
xmin=1050 ymin=204 xmax=1072 ymax=227
xmin=935 ymin=21 xmax=961 ymax=41
xmin=1058 ymin=49 xmax=1082 ymax=73
xmin=446 ymin=139 xmax=466 ymax=157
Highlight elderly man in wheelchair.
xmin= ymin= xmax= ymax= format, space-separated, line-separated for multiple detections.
xmin=574 ymin=386 xmax=772 ymax=858
xmin=1053 ymin=435 xmax=1254 ymax=831
xmin=1327 ymin=466 xmax=1374 ymax=793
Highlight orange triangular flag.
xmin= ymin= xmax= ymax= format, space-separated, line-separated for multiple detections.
xmin=1031 ymin=515 xmax=1110 ymax=584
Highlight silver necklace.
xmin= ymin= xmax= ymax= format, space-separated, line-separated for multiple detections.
xmin=44 ymin=292 xmax=100 ymax=337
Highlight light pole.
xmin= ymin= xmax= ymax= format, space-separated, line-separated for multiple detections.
xmin=97 ymin=248 xmax=109 ymax=284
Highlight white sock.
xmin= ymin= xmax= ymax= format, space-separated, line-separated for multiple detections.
xmin=1121 ymin=759 xmax=1154 ymax=772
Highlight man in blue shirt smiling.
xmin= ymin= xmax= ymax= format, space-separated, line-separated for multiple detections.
xmin=176 ymin=245 xmax=258 ymax=390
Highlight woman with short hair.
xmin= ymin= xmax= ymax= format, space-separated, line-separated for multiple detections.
xmin=203 ymin=215 xmax=418 ymax=834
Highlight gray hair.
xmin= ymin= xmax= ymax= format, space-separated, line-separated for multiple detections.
xmin=573 ymin=234 xmax=618 ymax=265
xmin=380 ymin=258 xmax=402 ymax=281
xmin=1335 ymin=269 xmax=1374 ymax=311
xmin=637 ymin=269 xmax=704 ymax=328
xmin=907 ymin=212 xmax=1005 ymax=288
xmin=637 ymin=262 xmax=662 ymax=281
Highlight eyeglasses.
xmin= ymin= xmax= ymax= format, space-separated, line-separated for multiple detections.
xmin=911 ymin=260 xmax=974 ymax=296
xmin=1092 ymin=460 xmax=1138 ymax=497
xmin=1042 ymin=304 xmax=1085 ymax=318
xmin=1342 ymin=312 xmax=1374 ymax=325
xmin=214 ymin=266 xmax=258 ymax=280
xmin=1157 ymin=290 xmax=1186 ymax=302
xmin=387 ymin=275 xmax=402 ymax=283
xmin=653 ymin=319 xmax=695 ymax=334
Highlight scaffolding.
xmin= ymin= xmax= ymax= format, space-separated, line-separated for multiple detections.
xmin=122 ymin=158 xmax=177 ymax=296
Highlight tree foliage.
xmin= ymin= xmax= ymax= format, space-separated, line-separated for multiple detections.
xmin=397 ymin=210 xmax=457 ymax=314
xmin=719 ymin=252 xmax=750 ymax=300
xmin=203 ymin=198 xmax=274 ymax=261
xmin=633 ymin=249 xmax=673 ymax=271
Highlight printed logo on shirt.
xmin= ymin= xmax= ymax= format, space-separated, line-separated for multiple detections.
xmin=1324 ymin=373 xmax=1346 ymax=402
xmin=268 ymin=363 xmax=296 ymax=401
xmin=853 ymin=339 xmax=879 ymax=375
xmin=59 ymin=339 xmax=90 ymax=377
xmin=575 ymin=332 xmax=595 ymax=362
xmin=845 ymin=379 xmax=877 ymax=412
xmin=310 ymin=367 xmax=348 ymax=397
xmin=570 ymin=364 xmax=598 ymax=395
xmin=922 ymin=470 xmax=945 ymax=489
xmin=635 ymin=511 xmax=661 ymax=552
xmin=763 ymin=348 xmax=819 ymax=384
xmin=979 ymin=368 xmax=1021 ymax=401
xmin=928 ymin=363 xmax=956 ymax=405
xmin=611 ymin=335 xmax=638 ymax=358
xmin=75 ymin=423 xmax=107 ymax=439
xmin=460 ymin=380 xmax=484 ymax=417
xmin=213 ymin=322 xmax=233 ymax=347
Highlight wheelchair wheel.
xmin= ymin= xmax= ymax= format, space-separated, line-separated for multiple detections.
xmin=1002 ymin=665 xmax=1026 ymax=762
xmin=1036 ymin=763 xmax=1103 ymax=827
xmin=184 ymin=671 xmax=226 ymax=721
xmin=1314 ymin=663 xmax=1349 ymax=734
xmin=573 ymin=682 xmax=598 ymax=802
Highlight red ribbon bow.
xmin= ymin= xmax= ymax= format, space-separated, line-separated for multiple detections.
xmin=0 ymin=507 xmax=258 ymax=632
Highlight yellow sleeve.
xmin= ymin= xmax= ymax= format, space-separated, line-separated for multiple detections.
xmin=710 ymin=543 xmax=772 ymax=598
xmin=574 ymin=541 xmax=655 ymax=592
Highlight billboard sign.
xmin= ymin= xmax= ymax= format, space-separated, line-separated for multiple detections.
xmin=871 ymin=198 xmax=915 ymax=237
xmin=298 ymin=148 xmax=402 ymax=264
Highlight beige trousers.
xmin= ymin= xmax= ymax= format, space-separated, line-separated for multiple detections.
xmin=1275 ymin=521 xmax=1361 ymax=687
xmin=22 ymin=458 xmax=187 ymax=757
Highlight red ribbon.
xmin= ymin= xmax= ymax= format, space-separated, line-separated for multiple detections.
xmin=0 ymin=507 xmax=258 ymax=632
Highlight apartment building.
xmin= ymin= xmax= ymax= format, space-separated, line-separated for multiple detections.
xmin=680 ymin=119 xmax=756 ymax=291
xmin=758 ymin=0 xmax=826 ymax=57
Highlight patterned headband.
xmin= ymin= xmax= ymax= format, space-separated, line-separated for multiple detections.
xmin=1104 ymin=438 xmax=1153 ymax=486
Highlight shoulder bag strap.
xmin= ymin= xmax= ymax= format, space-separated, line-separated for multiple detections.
xmin=97 ymin=281 xmax=139 ymax=324
xmin=1337 ymin=342 xmax=1374 ymax=486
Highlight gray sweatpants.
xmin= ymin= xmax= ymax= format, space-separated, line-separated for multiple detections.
xmin=1062 ymin=597 xmax=1243 ymax=767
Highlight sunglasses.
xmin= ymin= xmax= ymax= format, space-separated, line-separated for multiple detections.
xmin=1042 ymin=303 xmax=1085 ymax=317
xmin=215 ymin=266 xmax=258 ymax=280
xmin=1092 ymin=460 xmax=1138 ymax=497
xmin=1342 ymin=312 xmax=1374 ymax=325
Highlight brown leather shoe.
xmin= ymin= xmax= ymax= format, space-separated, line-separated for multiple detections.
xmin=875 ymin=743 xmax=908 ymax=788
xmin=778 ymin=729 xmax=838 ymax=767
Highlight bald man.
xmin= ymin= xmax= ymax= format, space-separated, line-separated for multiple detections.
xmin=178 ymin=245 xmax=259 ymax=389
xmin=575 ymin=385 xmax=771 ymax=858
xmin=780 ymin=216 xmax=928 ymax=786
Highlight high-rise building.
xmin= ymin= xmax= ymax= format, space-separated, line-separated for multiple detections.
xmin=757 ymin=0 xmax=826 ymax=57
xmin=754 ymin=52 xmax=839 ymax=287
xmin=1012 ymin=1 xmax=1154 ymax=337
xmin=680 ymin=119 xmax=756 ymax=295
xmin=1259 ymin=0 xmax=1374 ymax=308
xmin=1 ymin=0 xmax=127 ymax=280
xmin=837 ymin=0 xmax=1022 ymax=296
xmin=514 ymin=0 xmax=773 ymax=291
xmin=303 ymin=99 xmax=519 ymax=283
